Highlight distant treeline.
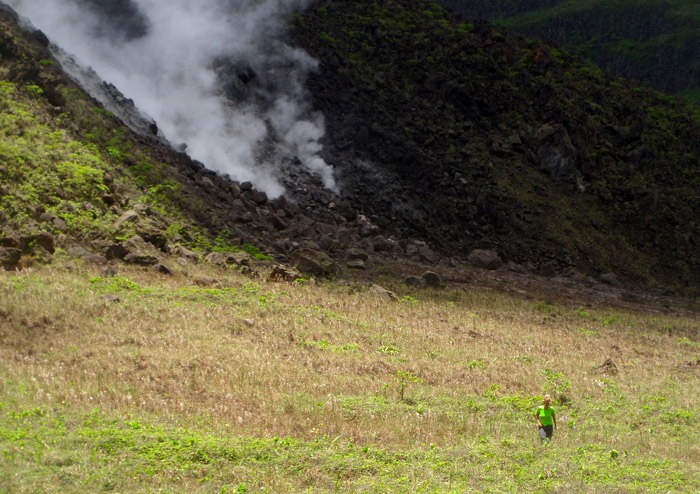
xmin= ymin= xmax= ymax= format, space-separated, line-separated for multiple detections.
xmin=437 ymin=0 xmax=700 ymax=102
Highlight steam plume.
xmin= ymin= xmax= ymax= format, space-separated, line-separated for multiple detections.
xmin=7 ymin=0 xmax=336 ymax=197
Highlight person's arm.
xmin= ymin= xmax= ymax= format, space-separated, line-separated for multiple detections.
xmin=535 ymin=410 xmax=542 ymax=428
xmin=553 ymin=410 xmax=557 ymax=429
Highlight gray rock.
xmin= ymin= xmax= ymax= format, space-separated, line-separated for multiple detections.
xmin=504 ymin=261 xmax=529 ymax=274
xmin=171 ymin=245 xmax=199 ymax=261
xmin=85 ymin=254 xmax=108 ymax=265
xmin=66 ymin=246 xmax=90 ymax=258
xmin=347 ymin=248 xmax=369 ymax=261
xmin=155 ymin=264 xmax=174 ymax=275
xmin=347 ymin=259 xmax=366 ymax=270
xmin=271 ymin=215 xmax=289 ymax=230
xmin=114 ymin=210 xmax=139 ymax=230
xmin=294 ymin=249 xmax=338 ymax=277
xmin=369 ymin=283 xmax=398 ymax=301
xmin=535 ymin=123 xmax=557 ymax=141
xmin=124 ymin=253 xmax=159 ymax=266
xmin=372 ymin=235 xmax=396 ymax=253
xmin=249 ymin=190 xmax=268 ymax=205
xmin=229 ymin=182 xmax=241 ymax=198
xmin=418 ymin=245 xmax=439 ymax=264
xmin=267 ymin=265 xmax=303 ymax=282
xmin=205 ymin=251 xmax=252 ymax=267
xmin=136 ymin=220 xmax=168 ymax=251
xmin=468 ymin=249 xmax=503 ymax=270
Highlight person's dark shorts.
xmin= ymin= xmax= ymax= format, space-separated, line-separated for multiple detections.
xmin=539 ymin=425 xmax=554 ymax=440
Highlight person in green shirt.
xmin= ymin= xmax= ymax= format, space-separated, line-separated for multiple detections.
xmin=535 ymin=394 xmax=557 ymax=442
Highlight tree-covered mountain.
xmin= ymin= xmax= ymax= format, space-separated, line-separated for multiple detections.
xmin=437 ymin=0 xmax=700 ymax=103
xmin=1 ymin=0 xmax=700 ymax=295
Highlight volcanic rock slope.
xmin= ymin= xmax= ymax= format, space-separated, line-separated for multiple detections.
xmin=0 ymin=0 xmax=699 ymax=295
xmin=293 ymin=0 xmax=700 ymax=293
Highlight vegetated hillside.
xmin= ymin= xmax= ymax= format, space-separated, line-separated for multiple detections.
xmin=1 ymin=0 xmax=700 ymax=297
xmin=0 ymin=5 xmax=237 ymax=252
xmin=0 ymin=3 xmax=394 ymax=281
xmin=437 ymin=0 xmax=700 ymax=103
xmin=293 ymin=0 xmax=700 ymax=294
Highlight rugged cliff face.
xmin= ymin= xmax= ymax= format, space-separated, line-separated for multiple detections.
xmin=1 ymin=0 xmax=699 ymax=295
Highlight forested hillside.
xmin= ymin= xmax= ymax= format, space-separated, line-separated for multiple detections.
xmin=438 ymin=0 xmax=700 ymax=103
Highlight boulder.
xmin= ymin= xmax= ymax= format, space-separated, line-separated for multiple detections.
xmin=0 ymin=247 xmax=22 ymax=270
xmin=600 ymin=272 xmax=621 ymax=286
xmin=135 ymin=219 xmax=168 ymax=251
xmin=421 ymin=270 xmax=443 ymax=288
xmin=249 ymin=190 xmax=268 ymax=205
xmin=155 ymin=263 xmax=174 ymax=275
xmin=405 ymin=240 xmax=438 ymax=264
xmin=369 ymin=283 xmax=398 ymax=301
xmin=113 ymin=210 xmax=139 ymax=231
xmin=417 ymin=244 xmax=439 ymax=264
xmin=467 ymin=249 xmax=503 ymax=270
xmin=347 ymin=248 xmax=369 ymax=261
xmin=20 ymin=232 xmax=55 ymax=254
xmin=0 ymin=237 xmax=19 ymax=248
xmin=205 ymin=251 xmax=252 ymax=267
xmin=171 ymin=245 xmax=199 ymax=261
xmin=371 ymin=235 xmax=396 ymax=253
xmin=105 ymin=243 xmax=129 ymax=260
xmin=294 ymin=249 xmax=338 ymax=277
xmin=347 ymin=259 xmax=366 ymax=270
xmin=85 ymin=254 xmax=109 ymax=265
xmin=271 ymin=214 xmax=289 ymax=230
xmin=124 ymin=253 xmax=159 ymax=266
xmin=267 ymin=265 xmax=303 ymax=283
xmin=318 ymin=235 xmax=342 ymax=253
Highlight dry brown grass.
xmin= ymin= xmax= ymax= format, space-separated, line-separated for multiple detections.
xmin=2 ymin=256 xmax=700 ymax=468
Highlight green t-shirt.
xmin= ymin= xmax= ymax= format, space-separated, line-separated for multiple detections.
xmin=537 ymin=406 xmax=555 ymax=426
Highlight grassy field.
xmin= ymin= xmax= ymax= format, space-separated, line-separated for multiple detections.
xmin=1 ymin=256 xmax=700 ymax=492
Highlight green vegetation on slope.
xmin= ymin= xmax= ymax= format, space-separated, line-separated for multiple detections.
xmin=439 ymin=0 xmax=700 ymax=101
xmin=0 ymin=9 xmax=247 ymax=256
xmin=2 ymin=260 xmax=700 ymax=492
xmin=0 ymin=79 xmax=120 ymax=240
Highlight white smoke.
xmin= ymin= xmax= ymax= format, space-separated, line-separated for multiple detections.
xmin=7 ymin=0 xmax=336 ymax=197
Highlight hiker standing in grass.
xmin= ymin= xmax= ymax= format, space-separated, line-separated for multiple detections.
xmin=535 ymin=394 xmax=557 ymax=442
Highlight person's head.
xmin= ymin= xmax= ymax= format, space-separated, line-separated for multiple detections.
xmin=543 ymin=394 xmax=551 ymax=407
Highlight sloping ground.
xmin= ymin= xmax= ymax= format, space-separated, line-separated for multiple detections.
xmin=1 ymin=1 xmax=699 ymax=296
xmin=0 ymin=4 xmax=406 ymax=281
xmin=437 ymin=0 xmax=700 ymax=102
xmin=292 ymin=0 xmax=700 ymax=294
